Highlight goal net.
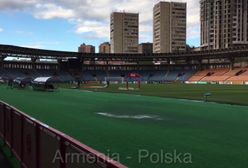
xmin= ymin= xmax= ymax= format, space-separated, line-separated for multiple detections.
xmin=104 ymin=76 xmax=125 ymax=84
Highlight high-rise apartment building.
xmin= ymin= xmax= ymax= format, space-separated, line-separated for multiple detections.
xmin=201 ymin=0 xmax=248 ymax=50
xmin=153 ymin=1 xmax=187 ymax=53
xmin=78 ymin=44 xmax=95 ymax=53
xmin=99 ymin=42 xmax=111 ymax=53
xmin=138 ymin=43 xmax=153 ymax=54
xmin=110 ymin=12 xmax=139 ymax=53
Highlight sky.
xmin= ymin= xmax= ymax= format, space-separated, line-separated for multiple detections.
xmin=0 ymin=0 xmax=200 ymax=52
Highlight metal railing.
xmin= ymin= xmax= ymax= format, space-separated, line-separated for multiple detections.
xmin=0 ymin=101 xmax=127 ymax=168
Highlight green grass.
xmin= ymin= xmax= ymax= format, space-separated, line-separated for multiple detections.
xmin=0 ymin=84 xmax=248 ymax=168
xmin=90 ymin=83 xmax=248 ymax=105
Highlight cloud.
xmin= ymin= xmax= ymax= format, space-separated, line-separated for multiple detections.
xmin=0 ymin=0 xmax=36 ymax=10
xmin=185 ymin=0 xmax=200 ymax=45
xmin=0 ymin=0 xmax=200 ymax=46
xmin=76 ymin=21 xmax=109 ymax=39
xmin=0 ymin=28 xmax=3 ymax=32
xmin=34 ymin=3 xmax=76 ymax=19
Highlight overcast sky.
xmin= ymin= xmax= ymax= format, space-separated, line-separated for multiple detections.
xmin=0 ymin=0 xmax=200 ymax=51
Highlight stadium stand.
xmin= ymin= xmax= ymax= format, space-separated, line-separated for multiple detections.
xmin=2 ymin=67 xmax=248 ymax=84
xmin=165 ymin=70 xmax=186 ymax=81
xmin=188 ymin=68 xmax=248 ymax=84
xmin=200 ymin=68 xmax=230 ymax=82
xmin=0 ymin=69 xmax=75 ymax=83
xmin=1 ymin=44 xmax=248 ymax=85
xmin=188 ymin=70 xmax=210 ymax=82
xmin=80 ymin=70 xmax=196 ymax=83
xmin=178 ymin=70 xmax=197 ymax=81
xmin=226 ymin=68 xmax=248 ymax=84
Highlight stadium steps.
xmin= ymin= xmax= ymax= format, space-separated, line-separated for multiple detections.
xmin=227 ymin=69 xmax=248 ymax=82
xmin=200 ymin=69 xmax=229 ymax=82
xmin=188 ymin=70 xmax=209 ymax=82
xmin=235 ymin=69 xmax=247 ymax=76
xmin=165 ymin=70 xmax=170 ymax=80
xmin=225 ymin=69 xmax=248 ymax=81
xmin=176 ymin=72 xmax=185 ymax=81
xmin=188 ymin=68 xmax=248 ymax=83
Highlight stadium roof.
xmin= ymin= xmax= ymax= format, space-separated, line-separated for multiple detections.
xmin=1 ymin=44 xmax=248 ymax=61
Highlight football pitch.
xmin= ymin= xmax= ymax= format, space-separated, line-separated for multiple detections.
xmin=0 ymin=84 xmax=248 ymax=168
